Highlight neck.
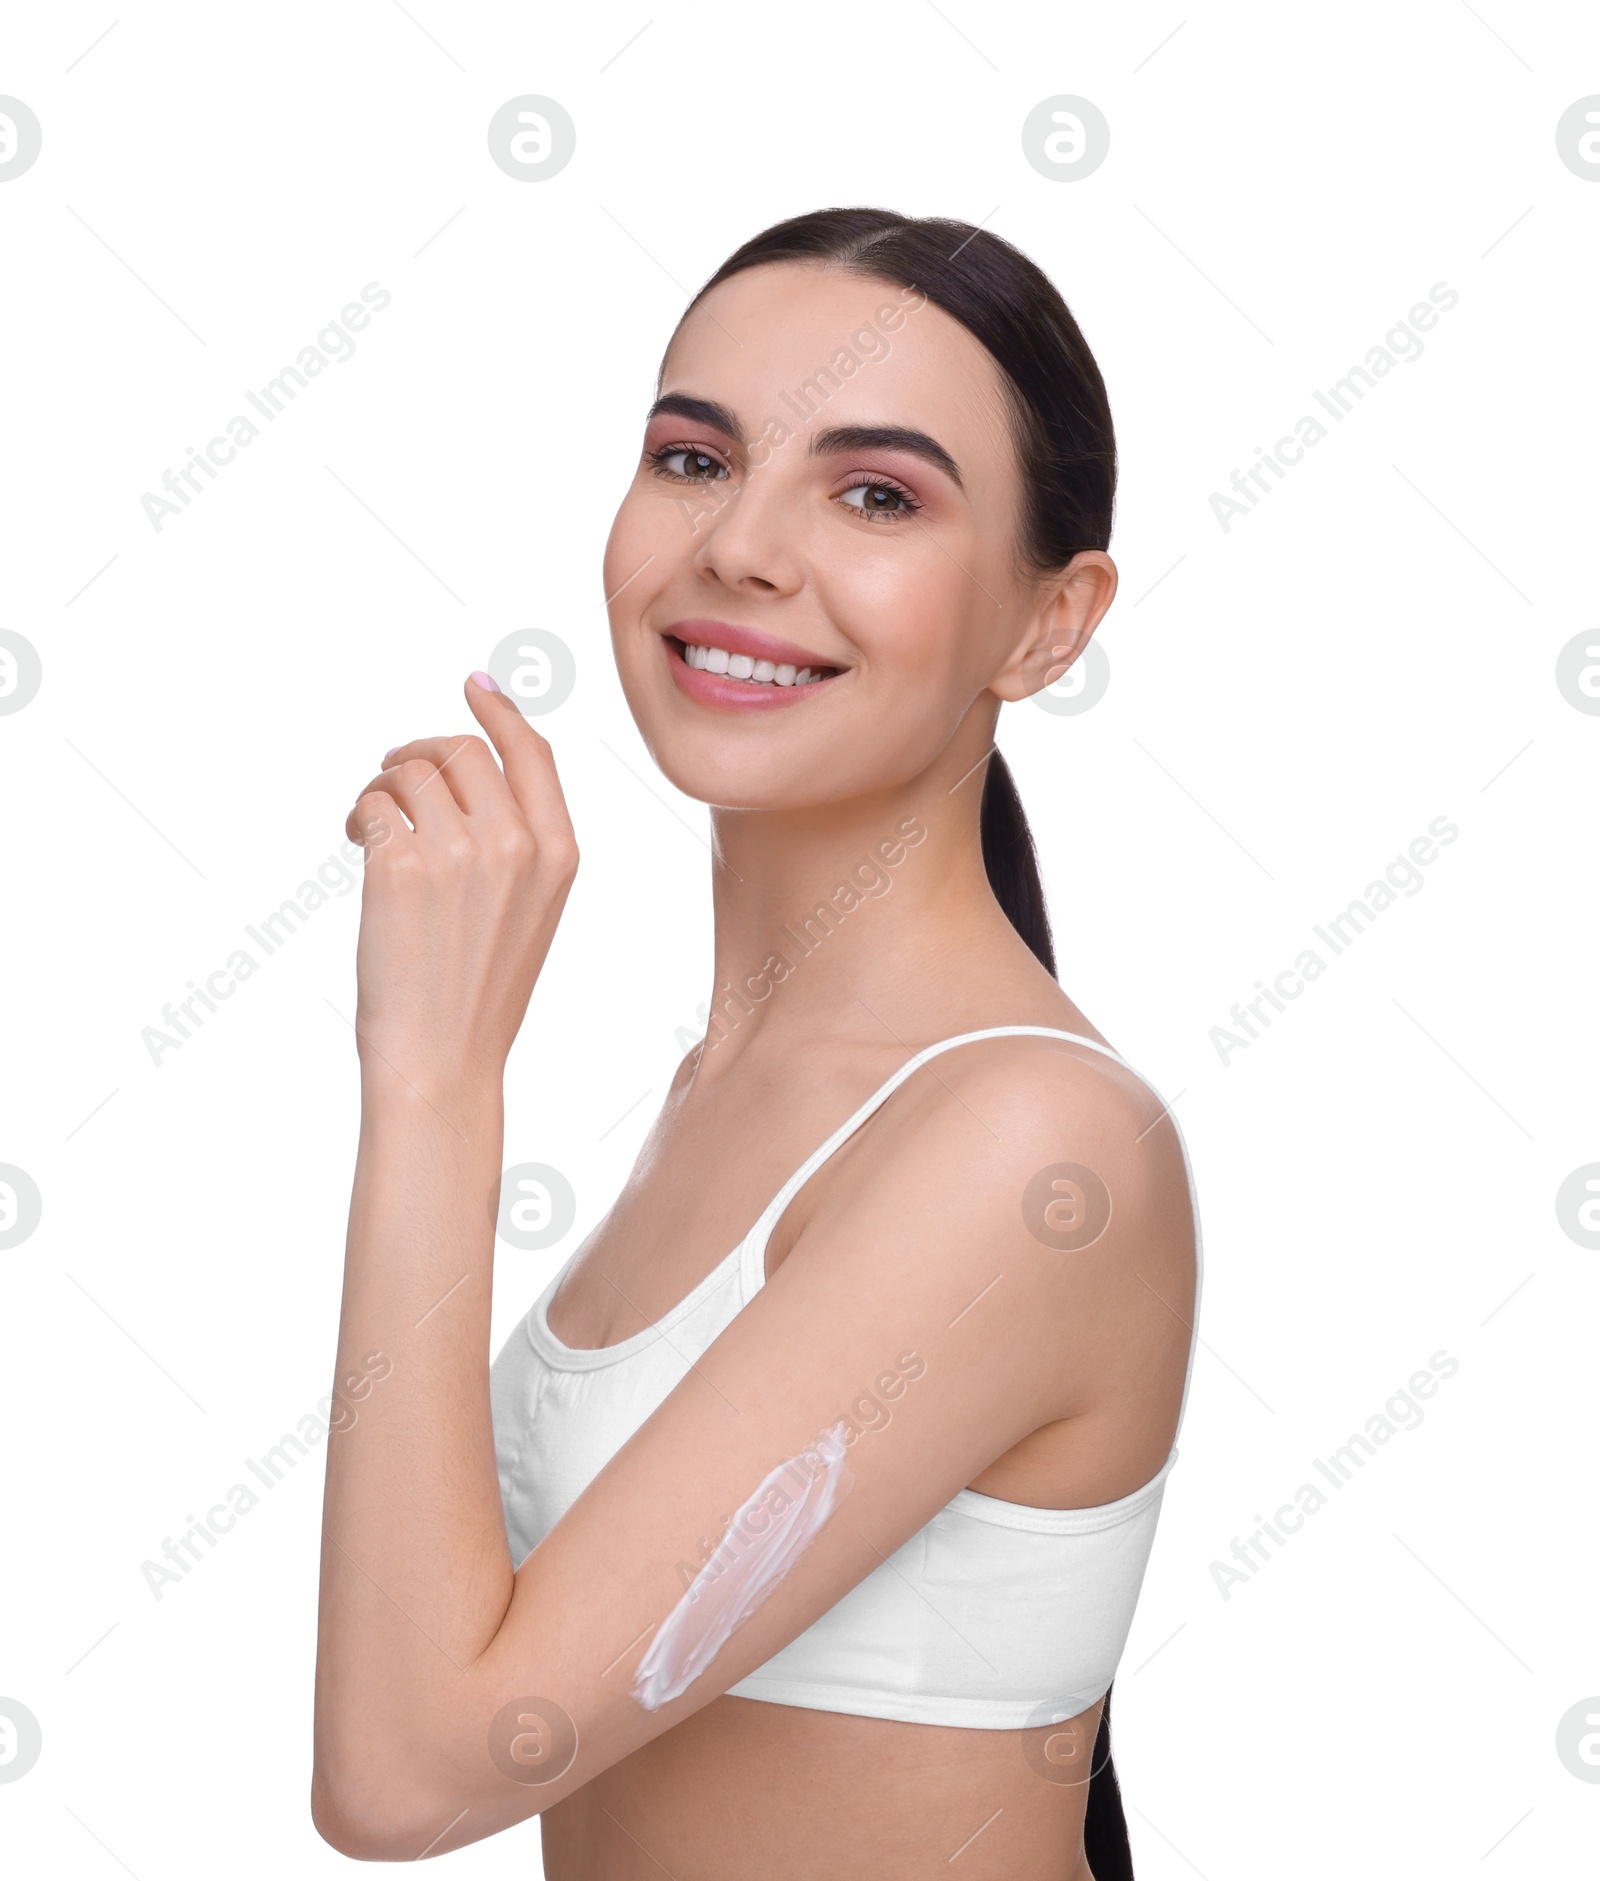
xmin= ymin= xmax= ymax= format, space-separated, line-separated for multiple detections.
xmin=693 ymin=732 xmax=1051 ymax=1075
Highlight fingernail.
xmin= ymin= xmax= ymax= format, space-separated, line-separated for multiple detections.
xmin=469 ymin=669 xmax=501 ymax=693
xmin=383 ymin=746 xmax=400 ymax=763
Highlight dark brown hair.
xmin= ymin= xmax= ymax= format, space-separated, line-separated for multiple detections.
xmin=676 ymin=209 xmax=1130 ymax=1877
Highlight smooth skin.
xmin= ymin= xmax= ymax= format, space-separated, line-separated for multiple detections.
xmin=312 ymin=261 xmax=1196 ymax=1878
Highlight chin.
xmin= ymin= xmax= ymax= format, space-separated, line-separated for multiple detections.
xmin=641 ymin=729 xmax=844 ymax=815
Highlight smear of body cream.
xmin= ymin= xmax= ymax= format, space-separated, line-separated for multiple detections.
xmin=631 ymin=1421 xmax=854 ymax=1711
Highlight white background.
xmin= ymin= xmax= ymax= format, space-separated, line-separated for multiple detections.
xmin=2 ymin=2 xmax=1597 ymax=1874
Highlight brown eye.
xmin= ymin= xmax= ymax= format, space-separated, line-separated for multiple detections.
xmin=647 ymin=445 xmax=729 ymax=483
xmin=838 ymin=477 xmax=921 ymax=521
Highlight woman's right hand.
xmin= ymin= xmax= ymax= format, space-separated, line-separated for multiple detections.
xmin=343 ymin=672 xmax=579 ymax=1099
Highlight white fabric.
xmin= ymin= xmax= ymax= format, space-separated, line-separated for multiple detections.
xmin=489 ymin=1026 xmax=1203 ymax=1728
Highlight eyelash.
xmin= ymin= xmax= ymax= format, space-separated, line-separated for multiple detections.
xmin=643 ymin=444 xmax=924 ymax=523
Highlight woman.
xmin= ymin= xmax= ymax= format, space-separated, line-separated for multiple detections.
xmin=312 ymin=207 xmax=1202 ymax=1880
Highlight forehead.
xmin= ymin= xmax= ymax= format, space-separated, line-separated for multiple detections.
xmin=660 ymin=262 xmax=1017 ymax=476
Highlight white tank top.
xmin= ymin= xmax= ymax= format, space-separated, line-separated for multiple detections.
xmin=489 ymin=1026 xmax=1203 ymax=1728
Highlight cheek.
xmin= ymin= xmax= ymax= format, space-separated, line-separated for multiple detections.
xmin=602 ymin=487 xmax=655 ymax=588
xmin=602 ymin=488 xmax=679 ymax=633
xmin=821 ymin=546 xmax=975 ymax=692
xmin=604 ymin=476 xmax=735 ymax=609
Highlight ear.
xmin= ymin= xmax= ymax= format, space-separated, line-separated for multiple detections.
xmin=988 ymin=551 xmax=1118 ymax=704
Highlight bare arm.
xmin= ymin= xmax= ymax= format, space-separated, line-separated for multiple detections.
xmin=312 ymin=676 xmax=577 ymax=1853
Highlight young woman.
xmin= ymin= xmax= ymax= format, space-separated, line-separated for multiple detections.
xmin=312 ymin=208 xmax=1202 ymax=1880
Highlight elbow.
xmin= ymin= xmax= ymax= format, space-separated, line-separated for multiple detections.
xmin=311 ymin=1776 xmax=403 ymax=1862
xmin=311 ymin=1755 xmax=455 ymax=1862
xmin=312 ymin=1805 xmax=386 ymax=1862
xmin=312 ymin=1793 xmax=386 ymax=1861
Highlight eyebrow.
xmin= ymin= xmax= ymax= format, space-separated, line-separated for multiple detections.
xmin=813 ymin=424 xmax=965 ymax=491
xmin=647 ymin=393 xmax=742 ymax=440
xmin=645 ymin=395 xmax=965 ymax=491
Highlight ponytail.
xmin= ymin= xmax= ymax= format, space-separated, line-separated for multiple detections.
xmin=1083 ymin=1684 xmax=1134 ymax=1881
xmin=981 ymin=753 xmax=1134 ymax=1874
xmin=979 ymin=750 xmax=1056 ymax=978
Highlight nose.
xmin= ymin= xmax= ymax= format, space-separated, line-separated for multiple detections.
xmin=688 ymin=461 xmax=805 ymax=598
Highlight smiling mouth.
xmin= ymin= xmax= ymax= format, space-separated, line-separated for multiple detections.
xmin=669 ymin=636 xmax=843 ymax=688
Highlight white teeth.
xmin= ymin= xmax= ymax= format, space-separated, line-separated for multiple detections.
xmin=681 ymin=642 xmax=833 ymax=688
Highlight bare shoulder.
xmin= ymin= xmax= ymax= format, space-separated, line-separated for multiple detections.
xmin=905 ymin=1031 xmax=1198 ymax=1445
xmin=875 ymin=1028 xmax=1192 ymax=1243
xmin=781 ymin=1029 xmax=1196 ymax=1430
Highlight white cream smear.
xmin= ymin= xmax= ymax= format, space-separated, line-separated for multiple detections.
xmin=631 ymin=1422 xmax=855 ymax=1711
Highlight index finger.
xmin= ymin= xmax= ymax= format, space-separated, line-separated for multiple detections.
xmin=464 ymin=670 xmax=576 ymax=844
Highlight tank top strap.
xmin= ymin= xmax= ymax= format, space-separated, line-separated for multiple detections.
xmin=736 ymin=1026 xmax=1134 ymax=1298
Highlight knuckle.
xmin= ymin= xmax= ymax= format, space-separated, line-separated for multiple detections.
xmin=350 ymin=792 xmax=396 ymax=844
xmin=543 ymin=835 xmax=580 ymax=879
xmin=495 ymin=825 xmax=537 ymax=865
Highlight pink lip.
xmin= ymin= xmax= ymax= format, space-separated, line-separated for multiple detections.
xmin=660 ymin=619 xmax=847 ymax=714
